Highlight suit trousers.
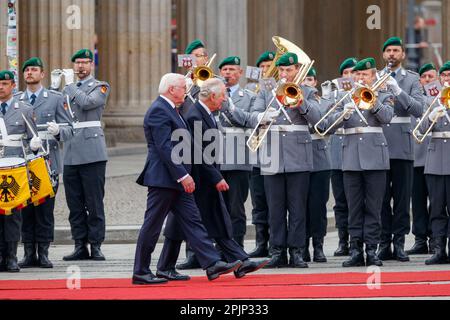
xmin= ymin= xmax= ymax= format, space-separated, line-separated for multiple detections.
xmin=331 ymin=170 xmax=349 ymax=231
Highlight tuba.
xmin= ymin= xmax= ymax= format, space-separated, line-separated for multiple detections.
xmin=247 ymin=36 xmax=314 ymax=152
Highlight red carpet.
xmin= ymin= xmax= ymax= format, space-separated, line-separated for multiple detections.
xmin=1 ymin=271 xmax=450 ymax=299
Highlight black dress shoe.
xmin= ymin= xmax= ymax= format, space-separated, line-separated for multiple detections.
xmin=234 ymin=259 xmax=270 ymax=278
xmin=206 ymin=260 xmax=242 ymax=281
xmin=90 ymin=244 xmax=106 ymax=261
xmin=132 ymin=273 xmax=169 ymax=285
xmin=176 ymin=255 xmax=201 ymax=270
xmin=156 ymin=269 xmax=190 ymax=281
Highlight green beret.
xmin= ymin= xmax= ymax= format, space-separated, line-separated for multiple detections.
xmin=256 ymin=51 xmax=275 ymax=67
xmin=439 ymin=61 xmax=450 ymax=75
xmin=219 ymin=56 xmax=241 ymax=69
xmin=71 ymin=49 xmax=94 ymax=62
xmin=275 ymin=52 xmax=298 ymax=67
xmin=0 ymin=70 xmax=15 ymax=81
xmin=383 ymin=36 xmax=403 ymax=52
xmin=307 ymin=67 xmax=317 ymax=78
xmin=339 ymin=57 xmax=358 ymax=75
xmin=353 ymin=57 xmax=377 ymax=72
xmin=418 ymin=63 xmax=436 ymax=76
xmin=22 ymin=57 xmax=44 ymax=72
xmin=185 ymin=39 xmax=205 ymax=54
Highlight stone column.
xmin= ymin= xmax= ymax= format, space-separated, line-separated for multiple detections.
xmin=97 ymin=0 xmax=172 ymax=143
xmin=177 ymin=0 xmax=248 ymax=73
xmin=18 ymin=0 xmax=95 ymax=89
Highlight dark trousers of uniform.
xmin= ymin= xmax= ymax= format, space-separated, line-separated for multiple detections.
xmin=134 ymin=187 xmax=220 ymax=275
xmin=0 ymin=212 xmax=21 ymax=243
xmin=381 ymin=159 xmax=413 ymax=242
xmin=222 ymin=170 xmax=250 ymax=240
xmin=344 ymin=170 xmax=386 ymax=246
xmin=63 ymin=161 xmax=106 ymax=244
xmin=249 ymin=167 xmax=269 ymax=226
xmin=331 ymin=170 xmax=349 ymax=231
xmin=306 ymin=170 xmax=330 ymax=239
xmin=412 ymin=167 xmax=431 ymax=240
xmin=265 ymin=172 xmax=309 ymax=249
xmin=21 ymin=182 xmax=58 ymax=243
xmin=157 ymin=237 xmax=248 ymax=271
xmin=425 ymin=175 xmax=450 ymax=238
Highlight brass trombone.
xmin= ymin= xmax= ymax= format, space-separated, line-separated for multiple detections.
xmin=413 ymin=84 xmax=450 ymax=144
xmin=186 ymin=53 xmax=217 ymax=95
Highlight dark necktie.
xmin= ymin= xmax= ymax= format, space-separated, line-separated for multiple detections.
xmin=77 ymin=82 xmax=82 ymax=87
xmin=1 ymin=103 xmax=7 ymax=116
xmin=390 ymin=71 xmax=396 ymax=78
xmin=210 ymin=113 xmax=217 ymax=128
xmin=227 ymin=88 xmax=231 ymax=97
xmin=30 ymin=94 xmax=36 ymax=105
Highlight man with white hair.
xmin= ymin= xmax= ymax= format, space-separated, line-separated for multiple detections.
xmin=133 ymin=73 xmax=242 ymax=285
xmin=157 ymin=78 xmax=269 ymax=280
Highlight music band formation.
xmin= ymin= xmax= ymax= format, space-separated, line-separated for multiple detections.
xmin=1 ymin=35 xmax=449 ymax=285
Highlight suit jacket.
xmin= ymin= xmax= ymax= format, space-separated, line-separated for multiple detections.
xmin=60 ymin=76 xmax=110 ymax=165
xmin=137 ymin=96 xmax=191 ymax=191
xmin=16 ymin=89 xmax=71 ymax=173
xmin=185 ymin=102 xmax=233 ymax=238
xmin=381 ymin=68 xmax=424 ymax=161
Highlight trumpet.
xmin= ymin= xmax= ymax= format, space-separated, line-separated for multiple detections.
xmin=413 ymin=84 xmax=450 ymax=144
xmin=186 ymin=53 xmax=217 ymax=95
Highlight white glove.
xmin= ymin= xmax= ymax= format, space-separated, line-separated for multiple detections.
xmin=428 ymin=106 xmax=446 ymax=122
xmin=321 ymin=81 xmax=332 ymax=99
xmin=63 ymin=69 xmax=75 ymax=86
xmin=343 ymin=103 xmax=355 ymax=120
xmin=386 ymin=76 xmax=402 ymax=96
xmin=50 ymin=70 xmax=62 ymax=89
xmin=257 ymin=107 xmax=280 ymax=124
xmin=30 ymin=136 xmax=42 ymax=152
xmin=47 ymin=121 xmax=60 ymax=136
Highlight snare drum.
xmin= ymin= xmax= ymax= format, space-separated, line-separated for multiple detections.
xmin=0 ymin=157 xmax=31 ymax=215
xmin=26 ymin=154 xmax=55 ymax=205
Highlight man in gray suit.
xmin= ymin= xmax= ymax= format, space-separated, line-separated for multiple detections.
xmin=55 ymin=49 xmax=111 ymax=261
xmin=377 ymin=37 xmax=424 ymax=262
xmin=16 ymin=57 xmax=71 ymax=269
xmin=328 ymin=58 xmax=394 ymax=267
xmin=419 ymin=61 xmax=450 ymax=265
xmin=251 ymin=52 xmax=321 ymax=268
xmin=0 ymin=70 xmax=41 ymax=272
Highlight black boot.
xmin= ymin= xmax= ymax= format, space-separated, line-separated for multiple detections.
xmin=365 ymin=244 xmax=383 ymax=266
xmin=18 ymin=243 xmax=39 ymax=268
xmin=425 ymin=237 xmax=448 ymax=265
xmin=393 ymin=235 xmax=410 ymax=262
xmin=406 ymin=237 xmax=429 ymax=255
xmin=90 ymin=243 xmax=106 ymax=261
xmin=63 ymin=240 xmax=90 ymax=261
xmin=176 ymin=247 xmax=201 ymax=270
xmin=0 ymin=242 xmax=7 ymax=272
xmin=313 ymin=237 xmax=327 ymax=263
xmin=264 ymin=247 xmax=288 ymax=268
xmin=429 ymin=238 xmax=435 ymax=254
xmin=334 ymin=229 xmax=349 ymax=256
xmin=342 ymin=240 xmax=365 ymax=267
xmin=248 ymin=225 xmax=269 ymax=258
xmin=377 ymin=240 xmax=393 ymax=261
xmin=289 ymin=248 xmax=308 ymax=268
xmin=6 ymin=242 xmax=20 ymax=272
xmin=37 ymin=243 xmax=53 ymax=268
xmin=303 ymin=238 xmax=311 ymax=262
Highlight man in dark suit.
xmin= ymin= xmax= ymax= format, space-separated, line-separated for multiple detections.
xmin=132 ymin=73 xmax=242 ymax=285
xmin=157 ymin=78 xmax=268 ymax=279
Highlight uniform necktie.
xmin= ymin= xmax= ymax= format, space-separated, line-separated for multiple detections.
xmin=1 ymin=103 xmax=7 ymax=116
xmin=77 ymin=82 xmax=82 ymax=87
xmin=227 ymin=88 xmax=231 ymax=96
xmin=30 ymin=94 xmax=36 ymax=105
xmin=390 ymin=71 xmax=396 ymax=78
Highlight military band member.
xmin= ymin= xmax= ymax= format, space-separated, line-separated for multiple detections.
xmin=407 ymin=63 xmax=438 ymax=255
xmin=302 ymin=67 xmax=331 ymax=263
xmin=377 ymin=37 xmax=424 ymax=262
xmin=218 ymin=56 xmax=256 ymax=248
xmin=0 ymin=70 xmax=41 ymax=272
xmin=329 ymin=58 xmax=394 ymax=267
xmin=248 ymin=51 xmax=275 ymax=258
xmin=16 ymin=58 xmax=71 ymax=269
xmin=420 ymin=61 xmax=450 ymax=265
xmin=56 ymin=49 xmax=111 ymax=261
xmin=328 ymin=57 xmax=358 ymax=257
xmin=251 ymin=52 xmax=321 ymax=268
